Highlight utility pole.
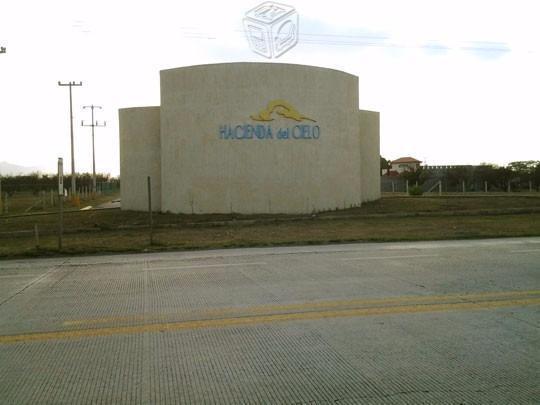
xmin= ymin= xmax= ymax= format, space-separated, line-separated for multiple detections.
xmin=81 ymin=105 xmax=106 ymax=194
xmin=58 ymin=81 xmax=82 ymax=196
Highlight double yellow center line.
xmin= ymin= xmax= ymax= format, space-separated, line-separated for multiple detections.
xmin=1 ymin=290 xmax=538 ymax=344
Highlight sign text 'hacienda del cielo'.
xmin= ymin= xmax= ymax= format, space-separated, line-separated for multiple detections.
xmin=219 ymin=99 xmax=320 ymax=140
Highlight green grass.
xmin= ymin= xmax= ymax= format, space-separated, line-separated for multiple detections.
xmin=1 ymin=194 xmax=539 ymax=259
xmin=0 ymin=191 xmax=116 ymax=215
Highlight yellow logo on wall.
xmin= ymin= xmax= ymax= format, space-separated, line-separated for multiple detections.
xmin=250 ymin=99 xmax=316 ymax=122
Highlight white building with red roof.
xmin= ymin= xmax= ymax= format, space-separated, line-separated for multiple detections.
xmin=390 ymin=157 xmax=422 ymax=174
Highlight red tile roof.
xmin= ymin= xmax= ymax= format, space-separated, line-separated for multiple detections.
xmin=391 ymin=157 xmax=421 ymax=164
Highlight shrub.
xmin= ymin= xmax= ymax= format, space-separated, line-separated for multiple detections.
xmin=409 ymin=186 xmax=423 ymax=196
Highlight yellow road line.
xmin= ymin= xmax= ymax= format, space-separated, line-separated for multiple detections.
xmin=63 ymin=290 xmax=540 ymax=327
xmin=2 ymin=296 xmax=539 ymax=345
xmin=149 ymin=262 xmax=268 ymax=271
xmin=340 ymin=254 xmax=439 ymax=261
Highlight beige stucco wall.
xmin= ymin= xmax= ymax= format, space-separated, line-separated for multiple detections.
xmin=119 ymin=107 xmax=161 ymax=211
xmin=359 ymin=110 xmax=381 ymax=202
xmin=160 ymin=62 xmax=362 ymax=214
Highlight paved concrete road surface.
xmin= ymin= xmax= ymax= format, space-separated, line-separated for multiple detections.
xmin=1 ymin=238 xmax=539 ymax=404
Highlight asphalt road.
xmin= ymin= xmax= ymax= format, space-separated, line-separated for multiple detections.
xmin=0 ymin=238 xmax=539 ymax=404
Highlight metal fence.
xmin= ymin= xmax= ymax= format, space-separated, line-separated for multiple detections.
xmin=381 ymin=176 xmax=539 ymax=194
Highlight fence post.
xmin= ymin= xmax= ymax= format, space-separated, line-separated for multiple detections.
xmin=405 ymin=180 xmax=409 ymax=194
xmin=3 ymin=192 xmax=8 ymax=214
xmin=391 ymin=181 xmax=395 ymax=193
xmin=484 ymin=181 xmax=488 ymax=193
xmin=438 ymin=180 xmax=442 ymax=196
xmin=58 ymin=158 xmax=64 ymax=250
xmin=529 ymin=181 xmax=533 ymax=193
xmin=148 ymin=176 xmax=153 ymax=245
xmin=462 ymin=180 xmax=466 ymax=194
xmin=507 ymin=182 xmax=511 ymax=193
xmin=34 ymin=224 xmax=40 ymax=250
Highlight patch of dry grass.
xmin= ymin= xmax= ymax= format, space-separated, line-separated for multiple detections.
xmin=0 ymin=191 xmax=117 ymax=215
xmin=0 ymin=199 xmax=540 ymax=258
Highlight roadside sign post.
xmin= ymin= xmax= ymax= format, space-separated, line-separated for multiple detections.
xmin=58 ymin=158 xmax=64 ymax=250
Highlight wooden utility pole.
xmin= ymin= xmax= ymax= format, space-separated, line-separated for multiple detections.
xmin=82 ymin=105 xmax=106 ymax=194
xmin=58 ymin=81 xmax=83 ymax=196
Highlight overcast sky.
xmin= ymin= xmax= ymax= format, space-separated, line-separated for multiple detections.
xmin=1 ymin=0 xmax=539 ymax=176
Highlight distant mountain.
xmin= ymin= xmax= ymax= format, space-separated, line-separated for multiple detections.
xmin=0 ymin=161 xmax=43 ymax=176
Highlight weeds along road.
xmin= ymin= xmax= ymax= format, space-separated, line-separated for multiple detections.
xmin=2 ymin=194 xmax=540 ymax=258
xmin=0 ymin=237 xmax=539 ymax=404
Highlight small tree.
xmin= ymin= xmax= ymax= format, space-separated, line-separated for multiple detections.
xmin=400 ymin=167 xmax=424 ymax=185
xmin=508 ymin=161 xmax=539 ymax=189
xmin=495 ymin=167 xmax=513 ymax=191
xmin=380 ymin=156 xmax=391 ymax=176
xmin=534 ymin=162 xmax=540 ymax=188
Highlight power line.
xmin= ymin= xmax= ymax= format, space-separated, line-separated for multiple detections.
xmin=81 ymin=105 xmax=106 ymax=194
xmin=181 ymin=28 xmax=516 ymax=53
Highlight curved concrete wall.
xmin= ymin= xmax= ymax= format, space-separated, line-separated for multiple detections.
xmin=359 ymin=110 xmax=381 ymax=202
xmin=160 ymin=63 xmax=362 ymax=214
xmin=119 ymin=107 xmax=161 ymax=211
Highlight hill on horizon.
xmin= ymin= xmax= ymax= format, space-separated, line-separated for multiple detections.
xmin=0 ymin=161 xmax=43 ymax=176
